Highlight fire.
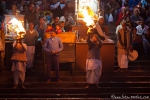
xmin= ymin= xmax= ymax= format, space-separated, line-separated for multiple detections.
xmin=7 ymin=18 xmax=25 ymax=38
xmin=79 ymin=6 xmax=98 ymax=26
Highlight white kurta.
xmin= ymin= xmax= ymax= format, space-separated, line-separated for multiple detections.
xmin=117 ymin=28 xmax=131 ymax=69
xmin=26 ymin=46 xmax=35 ymax=68
xmin=96 ymin=22 xmax=107 ymax=40
xmin=118 ymin=55 xmax=128 ymax=68
xmin=116 ymin=25 xmax=122 ymax=35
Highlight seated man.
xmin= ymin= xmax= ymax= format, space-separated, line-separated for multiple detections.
xmin=130 ymin=8 xmax=143 ymax=27
xmin=131 ymin=28 xmax=143 ymax=55
xmin=136 ymin=20 xmax=150 ymax=54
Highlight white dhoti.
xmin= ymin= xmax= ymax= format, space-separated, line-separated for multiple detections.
xmin=13 ymin=70 xmax=25 ymax=85
xmin=26 ymin=46 xmax=35 ymax=68
xmin=12 ymin=61 xmax=26 ymax=85
xmin=118 ymin=55 xmax=128 ymax=68
xmin=86 ymin=58 xmax=102 ymax=85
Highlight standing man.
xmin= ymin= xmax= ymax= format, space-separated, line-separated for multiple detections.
xmin=34 ymin=17 xmax=47 ymax=58
xmin=25 ymin=3 xmax=36 ymax=29
xmin=117 ymin=23 xmax=131 ymax=72
xmin=104 ymin=0 xmax=120 ymax=24
xmin=24 ymin=23 xmax=38 ymax=71
xmin=50 ymin=0 xmax=66 ymax=18
xmin=11 ymin=36 xmax=27 ymax=89
xmin=86 ymin=33 xmax=103 ymax=88
xmin=44 ymin=30 xmax=63 ymax=82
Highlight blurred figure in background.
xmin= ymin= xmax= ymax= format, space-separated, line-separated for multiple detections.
xmin=25 ymin=3 xmax=36 ymax=29
xmin=104 ymin=0 xmax=120 ymax=24
xmin=34 ymin=17 xmax=47 ymax=58
xmin=116 ymin=7 xmax=128 ymax=26
xmin=136 ymin=20 xmax=150 ymax=54
xmin=24 ymin=23 xmax=38 ymax=71
xmin=131 ymin=27 xmax=143 ymax=55
xmin=39 ymin=0 xmax=50 ymax=11
xmin=52 ymin=16 xmax=60 ymax=29
xmin=7 ymin=3 xmax=20 ymax=15
xmin=55 ymin=24 xmax=62 ymax=34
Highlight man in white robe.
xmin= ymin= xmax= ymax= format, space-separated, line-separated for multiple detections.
xmin=117 ymin=23 xmax=131 ymax=72
xmin=24 ymin=23 xmax=38 ymax=71
xmin=95 ymin=16 xmax=108 ymax=42
xmin=11 ymin=36 xmax=27 ymax=89
xmin=86 ymin=33 xmax=102 ymax=88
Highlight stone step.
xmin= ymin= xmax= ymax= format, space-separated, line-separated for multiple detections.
xmin=108 ymin=23 xmax=116 ymax=30
xmin=4 ymin=60 xmax=150 ymax=72
xmin=115 ymin=60 xmax=150 ymax=66
xmin=35 ymin=57 xmax=150 ymax=67
xmin=114 ymin=55 xmax=150 ymax=60
xmin=114 ymin=53 xmax=150 ymax=60
xmin=1 ymin=93 xmax=150 ymax=99
xmin=1 ymin=88 xmax=150 ymax=94
xmin=4 ymin=63 xmax=75 ymax=72
xmin=109 ymin=25 xmax=116 ymax=31
xmin=15 ymin=57 xmax=150 ymax=69
xmin=1 ymin=82 xmax=150 ymax=88
xmin=114 ymin=65 xmax=150 ymax=70
xmin=1 ymin=75 xmax=150 ymax=82
xmin=2 ymin=71 xmax=150 ymax=77
xmin=0 ymin=98 xmax=112 ymax=100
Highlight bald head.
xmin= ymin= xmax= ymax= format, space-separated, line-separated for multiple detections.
xmin=98 ymin=16 xmax=104 ymax=25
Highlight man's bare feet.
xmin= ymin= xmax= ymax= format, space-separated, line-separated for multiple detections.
xmin=85 ymin=85 xmax=90 ymax=88
xmin=12 ymin=85 xmax=17 ymax=89
xmin=21 ymin=84 xmax=26 ymax=89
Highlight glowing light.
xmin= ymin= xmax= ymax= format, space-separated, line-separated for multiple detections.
xmin=7 ymin=18 xmax=25 ymax=37
xmin=79 ymin=6 xmax=98 ymax=26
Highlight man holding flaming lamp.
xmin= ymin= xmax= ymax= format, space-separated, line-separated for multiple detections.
xmin=11 ymin=34 xmax=27 ymax=89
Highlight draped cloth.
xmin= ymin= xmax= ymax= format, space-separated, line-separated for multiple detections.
xmin=26 ymin=46 xmax=35 ymax=68
xmin=86 ymin=58 xmax=102 ymax=85
xmin=12 ymin=61 xmax=26 ymax=85
xmin=12 ymin=61 xmax=26 ymax=72
xmin=117 ymin=28 xmax=130 ymax=69
xmin=118 ymin=55 xmax=128 ymax=68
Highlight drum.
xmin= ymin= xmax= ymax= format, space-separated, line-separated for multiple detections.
xmin=128 ymin=50 xmax=138 ymax=61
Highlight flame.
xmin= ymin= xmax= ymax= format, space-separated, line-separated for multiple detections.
xmin=8 ymin=18 xmax=25 ymax=37
xmin=79 ymin=6 xmax=98 ymax=26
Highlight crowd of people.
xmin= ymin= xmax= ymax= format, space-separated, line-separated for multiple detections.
xmin=0 ymin=0 xmax=75 ymax=89
xmin=100 ymin=0 xmax=150 ymax=72
xmin=0 ymin=0 xmax=75 ymax=60
xmin=0 ymin=0 xmax=75 ymax=31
